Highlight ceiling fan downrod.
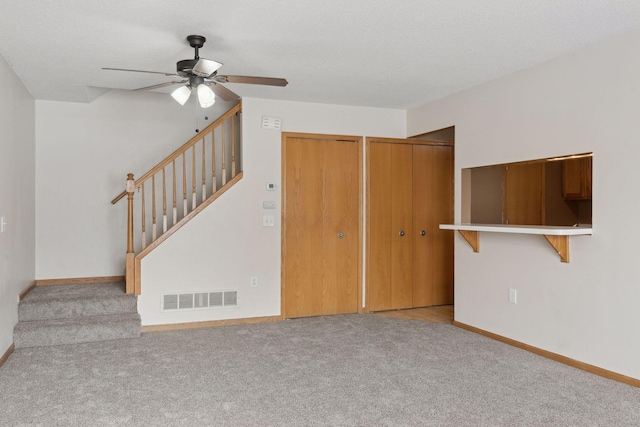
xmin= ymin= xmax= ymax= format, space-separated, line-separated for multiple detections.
xmin=187 ymin=35 xmax=206 ymax=60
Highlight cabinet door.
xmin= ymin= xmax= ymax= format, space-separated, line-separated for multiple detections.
xmin=504 ymin=163 xmax=544 ymax=225
xmin=563 ymin=157 xmax=592 ymax=199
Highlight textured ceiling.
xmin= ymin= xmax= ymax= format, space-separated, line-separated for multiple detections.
xmin=1 ymin=0 xmax=639 ymax=109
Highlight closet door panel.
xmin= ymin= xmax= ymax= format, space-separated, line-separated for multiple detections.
xmin=284 ymin=137 xmax=325 ymax=317
xmin=323 ymin=140 xmax=359 ymax=314
xmin=368 ymin=143 xmax=392 ymax=311
xmin=431 ymin=145 xmax=454 ymax=305
xmin=412 ymin=145 xmax=434 ymax=307
xmin=390 ymin=144 xmax=413 ymax=309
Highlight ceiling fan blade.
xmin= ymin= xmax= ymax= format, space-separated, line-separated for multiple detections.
xmin=102 ymin=67 xmax=180 ymax=77
xmin=209 ymin=83 xmax=241 ymax=102
xmin=214 ymin=75 xmax=288 ymax=87
xmin=133 ymin=81 xmax=187 ymax=91
xmin=193 ymin=58 xmax=223 ymax=77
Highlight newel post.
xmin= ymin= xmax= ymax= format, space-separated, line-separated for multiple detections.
xmin=125 ymin=173 xmax=135 ymax=294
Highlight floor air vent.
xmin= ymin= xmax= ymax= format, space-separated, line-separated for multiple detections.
xmin=162 ymin=291 xmax=238 ymax=311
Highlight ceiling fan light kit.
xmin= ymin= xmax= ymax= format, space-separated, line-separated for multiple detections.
xmin=170 ymin=85 xmax=192 ymax=105
xmin=197 ymin=84 xmax=216 ymax=108
xmin=103 ymin=34 xmax=288 ymax=108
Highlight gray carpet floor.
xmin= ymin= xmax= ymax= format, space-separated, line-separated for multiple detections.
xmin=1 ymin=315 xmax=639 ymax=426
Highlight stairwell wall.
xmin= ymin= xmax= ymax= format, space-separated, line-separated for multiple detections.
xmin=0 ymin=53 xmax=36 ymax=353
xmin=138 ymin=98 xmax=406 ymax=325
xmin=35 ymin=91 xmax=238 ymax=279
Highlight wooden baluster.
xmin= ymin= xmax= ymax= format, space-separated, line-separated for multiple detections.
xmin=152 ymin=174 xmax=157 ymax=241
xmin=182 ymin=153 xmax=187 ymax=215
xmin=172 ymin=159 xmax=177 ymax=226
xmin=212 ymin=132 xmax=217 ymax=192
xmin=162 ymin=167 xmax=167 ymax=233
xmin=191 ymin=145 xmax=197 ymax=210
xmin=125 ymin=174 xmax=135 ymax=294
xmin=202 ymin=138 xmax=206 ymax=201
xmin=141 ymin=183 xmax=146 ymax=250
xmin=221 ymin=120 xmax=227 ymax=185
xmin=231 ymin=114 xmax=236 ymax=177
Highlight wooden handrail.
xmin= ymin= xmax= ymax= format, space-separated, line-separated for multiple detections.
xmin=118 ymin=102 xmax=243 ymax=295
xmin=111 ymin=102 xmax=241 ymax=204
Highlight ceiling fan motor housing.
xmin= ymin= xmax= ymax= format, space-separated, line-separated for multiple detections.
xmin=177 ymin=59 xmax=199 ymax=77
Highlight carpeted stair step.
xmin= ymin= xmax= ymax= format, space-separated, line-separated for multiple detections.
xmin=14 ymin=312 xmax=141 ymax=349
xmin=14 ymin=281 xmax=141 ymax=349
xmin=18 ymin=282 xmax=137 ymax=321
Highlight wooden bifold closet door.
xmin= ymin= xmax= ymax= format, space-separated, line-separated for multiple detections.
xmin=282 ymin=134 xmax=361 ymax=319
xmin=367 ymin=139 xmax=453 ymax=312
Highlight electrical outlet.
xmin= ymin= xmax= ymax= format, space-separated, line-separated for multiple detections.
xmin=0 ymin=216 xmax=6 ymax=233
xmin=262 ymin=215 xmax=275 ymax=227
xmin=250 ymin=277 xmax=258 ymax=288
xmin=509 ymin=288 xmax=517 ymax=304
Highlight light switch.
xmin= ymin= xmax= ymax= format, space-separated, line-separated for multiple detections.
xmin=0 ymin=216 xmax=6 ymax=233
xmin=263 ymin=201 xmax=276 ymax=209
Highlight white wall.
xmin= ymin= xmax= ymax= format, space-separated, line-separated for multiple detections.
xmin=35 ymin=91 xmax=237 ymax=278
xmin=408 ymin=29 xmax=640 ymax=380
xmin=0 ymin=54 xmax=35 ymax=353
xmin=138 ymin=98 xmax=406 ymax=325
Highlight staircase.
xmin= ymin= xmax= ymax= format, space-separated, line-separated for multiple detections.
xmin=113 ymin=102 xmax=243 ymax=295
xmin=13 ymin=104 xmax=243 ymax=348
xmin=14 ymin=281 xmax=140 ymax=348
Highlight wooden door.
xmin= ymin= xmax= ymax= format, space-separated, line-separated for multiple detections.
xmin=504 ymin=163 xmax=544 ymax=225
xmin=390 ymin=144 xmax=414 ymax=309
xmin=430 ymin=146 xmax=454 ymax=305
xmin=412 ymin=145 xmax=433 ymax=307
xmin=322 ymin=140 xmax=360 ymax=314
xmin=412 ymin=145 xmax=453 ymax=307
xmin=283 ymin=135 xmax=360 ymax=318
xmin=368 ymin=142 xmax=392 ymax=311
xmin=368 ymin=142 xmax=413 ymax=311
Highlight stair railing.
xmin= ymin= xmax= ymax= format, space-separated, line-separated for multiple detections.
xmin=112 ymin=102 xmax=243 ymax=294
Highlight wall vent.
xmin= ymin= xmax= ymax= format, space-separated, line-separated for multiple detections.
xmin=261 ymin=116 xmax=281 ymax=130
xmin=162 ymin=290 xmax=238 ymax=311
xmin=163 ymin=294 xmax=178 ymax=311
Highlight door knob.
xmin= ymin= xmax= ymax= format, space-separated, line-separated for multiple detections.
xmin=399 ymin=230 xmax=405 ymax=237
xmin=420 ymin=230 xmax=426 ymax=236
xmin=337 ymin=232 xmax=344 ymax=239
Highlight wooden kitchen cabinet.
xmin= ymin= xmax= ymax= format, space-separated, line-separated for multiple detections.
xmin=562 ymin=156 xmax=592 ymax=200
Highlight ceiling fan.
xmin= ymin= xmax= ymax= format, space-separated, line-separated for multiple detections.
xmin=103 ymin=35 xmax=288 ymax=107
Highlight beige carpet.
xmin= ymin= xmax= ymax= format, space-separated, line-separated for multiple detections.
xmin=1 ymin=315 xmax=639 ymax=426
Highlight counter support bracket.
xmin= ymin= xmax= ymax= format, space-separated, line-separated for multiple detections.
xmin=543 ymin=235 xmax=569 ymax=263
xmin=458 ymin=230 xmax=479 ymax=253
